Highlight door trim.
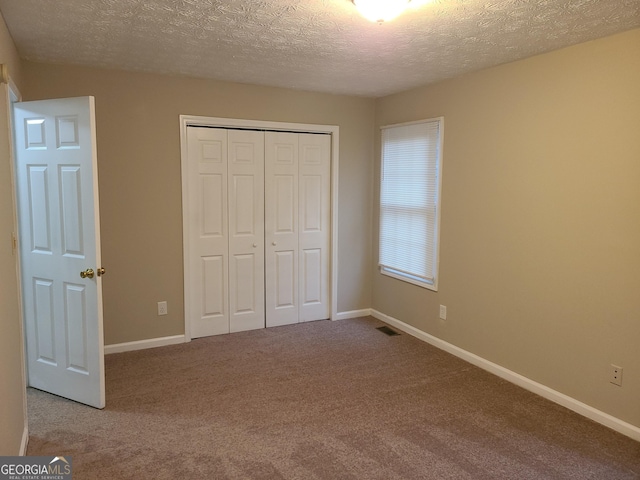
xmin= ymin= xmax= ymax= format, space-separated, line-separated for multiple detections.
xmin=179 ymin=115 xmax=339 ymax=341
xmin=4 ymin=74 xmax=29 ymax=454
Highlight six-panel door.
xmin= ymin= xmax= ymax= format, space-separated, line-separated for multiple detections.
xmin=14 ymin=96 xmax=105 ymax=408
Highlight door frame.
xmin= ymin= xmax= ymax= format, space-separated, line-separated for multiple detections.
xmin=179 ymin=115 xmax=339 ymax=341
xmin=3 ymin=70 xmax=30 ymax=454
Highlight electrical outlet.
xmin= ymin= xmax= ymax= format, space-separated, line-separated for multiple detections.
xmin=157 ymin=301 xmax=168 ymax=316
xmin=610 ymin=364 xmax=623 ymax=387
xmin=439 ymin=305 xmax=447 ymax=320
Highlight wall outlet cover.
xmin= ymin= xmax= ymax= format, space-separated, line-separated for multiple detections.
xmin=157 ymin=301 xmax=168 ymax=316
xmin=610 ymin=364 xmax=623 ymax=387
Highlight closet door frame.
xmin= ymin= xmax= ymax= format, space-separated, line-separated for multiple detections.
xmin=180 ymin=115 xmax=339 ymax=341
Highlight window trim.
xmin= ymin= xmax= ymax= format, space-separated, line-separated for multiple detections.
xmin=379 ymin=117 xmax=444 ymax=291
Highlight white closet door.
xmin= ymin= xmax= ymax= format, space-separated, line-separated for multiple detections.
xmin=299 ymin=133 xmax=331 ymax=322
xmin=186 ymin=126 xmax=330 ymax=337
xmin=187 ymin=127 xmax=229 ymax=338
xmin=265 ymin=132 xmax=299 ymax=327
xmin=228 ymin=130 xmax=265 ymax=332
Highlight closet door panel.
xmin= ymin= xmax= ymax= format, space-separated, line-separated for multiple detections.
xmin=231 ymin=253 xmax=258 ymax=311
xmin=202 ymin=255 xmax=225 ymax=317
xmin=299 ymin=134 xmax=331 ymax=322
xmin=187 ymin=127 xmax=229 ymax=338
xmin=302 ymin=248 xmax=322 ymax=304
xmin=265 ymin=132 xmax=299 ymax=327
xmin=228 ymin=130 xmax=265 ymax=332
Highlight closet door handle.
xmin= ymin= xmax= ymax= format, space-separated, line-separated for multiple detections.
xmin=272 ymin=242 xmax=277 ymax=246
xmin=253 ymin=243 xmax=257 ymax=248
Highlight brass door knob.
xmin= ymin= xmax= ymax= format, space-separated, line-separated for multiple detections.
xmin=80 ymin=268 xmax=94 ymax=279
xmin=97 ymin=267 xmax=106 ymax=276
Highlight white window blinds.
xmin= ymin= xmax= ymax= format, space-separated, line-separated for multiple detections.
xmin=379 ymin=118 xmax=443 ymax=290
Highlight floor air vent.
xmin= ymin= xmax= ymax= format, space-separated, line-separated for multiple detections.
xmin=377 ymin=326 xmax=400 ymax=336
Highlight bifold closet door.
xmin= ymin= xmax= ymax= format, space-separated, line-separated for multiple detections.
xmin=265 ymin=132 xmax=331 ymax=327
xmin=187 ymin=127 xmax=228 ymax=338
xmin=186 ymin=127 xmax=264 ymax=338
xmin=228 ymin=129 xmax=265 ymax=333
xmin=298 ymin=133 xmax=331 ymax=322
xmin=265 ymin=132 xmax=299 ymax=327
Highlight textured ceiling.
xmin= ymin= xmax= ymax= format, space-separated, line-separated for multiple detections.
xmin=0 ymin=0 xmax=639 ymax=97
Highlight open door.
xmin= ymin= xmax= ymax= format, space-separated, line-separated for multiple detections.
xmin=13 ymin=96 xmax=105 ymax=409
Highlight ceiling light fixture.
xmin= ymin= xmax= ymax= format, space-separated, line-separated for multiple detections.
xmin=353 ymin=0 xmax=411 ymax=23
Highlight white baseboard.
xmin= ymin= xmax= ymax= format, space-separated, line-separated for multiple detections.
xmin=334 ymin=309 xmax=372 ymax=321
xmin=105 ymin=335 xmax=186 ymax=355
xmin=371 ymin=309 xmax=640 ymax=442
xmin=20 ymin=425 xmax=28 ymax=456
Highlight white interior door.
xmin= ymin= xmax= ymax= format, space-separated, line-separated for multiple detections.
xmin=265 ymin=132 xmax=331 ymax=326
xmin=185 ymin=123 xmax=331 ymax=337
xmin=186 ymin=127 xmax=264 ymax=337
xmin=265 ymin=132 xmax=299 ymax=327
xmin=14 ymin=96 xmax=105 ymax=408
xmin=186 ymin=127 xmax=229 ymax=338
xmin=227 ymin=130 xmax=265 ymax=333
xmin=298 ymin=133 xmax=331 ymax=322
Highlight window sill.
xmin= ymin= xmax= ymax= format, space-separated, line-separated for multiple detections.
xmin=380 ymin=267 xmax=438 ymax=292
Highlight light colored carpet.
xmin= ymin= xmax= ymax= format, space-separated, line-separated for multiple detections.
xmin=27 ymin=317 xmax=640 ymax=479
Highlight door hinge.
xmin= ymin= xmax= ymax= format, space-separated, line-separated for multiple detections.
xmin=11 ymin=232 xmax=17 ymax=255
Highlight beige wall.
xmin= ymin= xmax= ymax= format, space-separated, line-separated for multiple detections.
xmin=0 ymin=11 xmax=26 ymax=454
xmin=21 ymin=62 xmax=375 ymax=345
xmin=374 ymin=29 xmax=640 ymax=428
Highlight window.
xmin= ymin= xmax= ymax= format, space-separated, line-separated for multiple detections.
xmin=379 ymin=117 xmax=443 ymax=291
